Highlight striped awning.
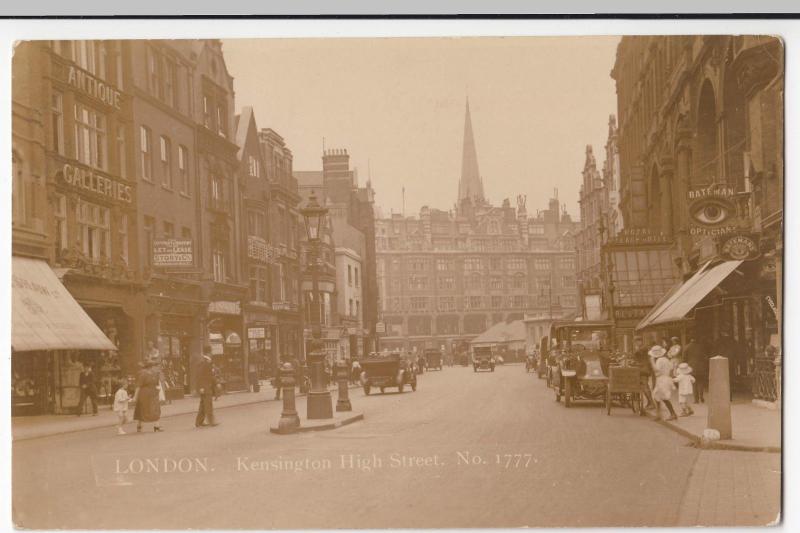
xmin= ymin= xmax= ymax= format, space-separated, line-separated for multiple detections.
xmin=12 ymin=257 xmax=117 ymax=352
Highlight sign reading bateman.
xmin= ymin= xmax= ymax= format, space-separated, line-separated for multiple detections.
xmin=687 ymin=183 xmax=742 ymax=237
xmin=61 ymin=163 xmax=133 ymax=204
xmin=719 ymin=233 xmax=760 ymax=261
xmin=152 ymin=239 xmax=193 ymax=267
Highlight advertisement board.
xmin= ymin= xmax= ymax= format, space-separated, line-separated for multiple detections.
xmin=153 ymin=239 xmax=193 ymax=267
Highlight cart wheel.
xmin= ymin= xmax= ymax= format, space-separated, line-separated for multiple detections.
xmin=565 ymin=379 xmax=573 ymax=408
xmin=364 ymin=385 xmax=371 ymax=395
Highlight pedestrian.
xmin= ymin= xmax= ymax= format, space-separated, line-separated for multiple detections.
xmin=112 ymin=379 xmax=131 ymax=435
xmin=146 ymin=340 xmax=168 ymax=405
xmin=633 ymin=337 xmax=655 ymax=411
xmin=683 ymin=337 xmax=707 ymax=403
xmin=195 ymin=349 xmax=219 ymax=428
xmin=76 ymin=364 xmax=99 ymax=416
xmin=673 ymin=362 xmax=696 ymax=416
xmin=650 ymin=345 xmax=678 ymax=421
xmin=273 ymin=360 xmax=283 ymax=400
xmin=133 ymin=359 xmax=163 ymax=432
xmin=248 ymin=361 xmax=259 ymax=393
xmin=351 ymin=358 xmax=362 ymax=385
xmin=667 ymin=336 xmax=682 ymax=368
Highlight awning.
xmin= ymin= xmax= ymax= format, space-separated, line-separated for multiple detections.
xmin=636 ymin=260 xmax=744 ymax=330
xmin=12 ymin=257 xmax=117 ymax=352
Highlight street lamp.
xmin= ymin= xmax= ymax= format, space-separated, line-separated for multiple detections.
xmin=300 ymin=190 xmax=333 ymax=419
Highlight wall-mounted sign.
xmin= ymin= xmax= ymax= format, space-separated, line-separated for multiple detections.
xmin=765 ymin=295 xmax=778 ymax=319
xmin=247 ymin=327 xmax=266 ymax=339
xmin=613 ymin=306 xmax=652 ymax=321
xmin=67 ymin=65 xmax=122 ymax=109
xmin=609 ymin=228 xmax=671 ymax=246
xmin=61 ymin=163 xmax=132 ymax=204
xmin=688 ymin=183 xmax=743 ymax=237
xmin=719 ymin=234 xmax=760 ymax=261
xmin=375 ymin=322 xmax=386 ymax=334
xmin=152 ymin=239 xmax=193 ymax=267
xmin=208 ymin=300 xmax=241 ymax=315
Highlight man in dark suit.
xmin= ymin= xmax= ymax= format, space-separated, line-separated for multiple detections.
xmin=195 ymin=348 xmax=219 ymax=427
xmin=76 ymin=364 xmax=99 ymax=416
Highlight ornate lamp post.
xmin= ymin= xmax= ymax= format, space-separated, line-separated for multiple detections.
xmin=300 ymin=191 xmax=333 ymax=419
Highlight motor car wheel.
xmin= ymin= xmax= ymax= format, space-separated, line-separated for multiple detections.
xmin=565 ymin=379 xmax=573 ymax=408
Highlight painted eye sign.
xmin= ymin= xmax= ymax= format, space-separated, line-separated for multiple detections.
xmin=689 ymin=197 xmax=735 ymax=226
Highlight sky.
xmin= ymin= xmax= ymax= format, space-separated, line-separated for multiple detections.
xmin=222 ymin=36 xmax=620 ymax=220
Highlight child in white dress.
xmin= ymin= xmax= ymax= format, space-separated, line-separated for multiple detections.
xmin=673 ymin=362 xmax=696 ymax=416
xmin=113 ymin=381 xmax=131 ymax=435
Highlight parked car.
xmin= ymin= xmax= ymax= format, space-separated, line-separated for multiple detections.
xmin=472 ymin=346 xmax=496 ymax=372
xmin=360 ymin=352 xmax=417 ymax=394
xmin=549 ymin=321 xmax=614 ymax=407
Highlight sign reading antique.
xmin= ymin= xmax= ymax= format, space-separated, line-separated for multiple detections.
xmin=67 ymin=65 xmax=122 ymax=109
xmin=609 ymin=228 xmax=670 ymax=246
xmin=152 ymin=239 xmax=193 ymax=267
xmin=687 ymin=182 xmax=741 ymax=236
xmin=719 ymin=234 xmax=760 ymax=261
xmin=61 ymin=163 xmax=132 ymax=204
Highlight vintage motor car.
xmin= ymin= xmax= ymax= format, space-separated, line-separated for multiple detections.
xmin=472 ymin=346 xmax=496 ymax=372
xmin=424 ymin=348 xmax=443 ymax=371
xmin=549 ymin=321 xmax=614 ymax=407
xmin=359 ymin=352 xmax=417 ymax=394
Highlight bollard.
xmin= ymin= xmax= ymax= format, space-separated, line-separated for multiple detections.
xmin=276 ymin=362 xmax=300 ymax=433
xmin=707 ymin=355 xmax=732 ymax=440
xmin=336 ymin=362 xmax=352 ymax=412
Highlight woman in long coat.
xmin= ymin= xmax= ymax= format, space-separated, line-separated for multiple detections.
xmin=651 ymin=350 xmax=678 ymax=421
xmin=134 ymin=360 xmax=163 ymax=432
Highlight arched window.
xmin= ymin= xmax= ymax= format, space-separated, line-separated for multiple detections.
xmin=695 ymin=80 xmax=718 ymax=184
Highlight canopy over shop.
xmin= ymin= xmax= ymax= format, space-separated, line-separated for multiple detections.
xmin=12 ymin=257 xmax=117 ymax=414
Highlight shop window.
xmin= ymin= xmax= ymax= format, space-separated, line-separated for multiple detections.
xmin=140 ymin=126 xmax=153 ymax=181
xmin=178 ymin=145 xmax=189 ymax=195
xmin=159 ymin=135 xmax=172 ymax=189
xmin=51 ymin=92 xmax=64 ymax=155
xmin=77 ymin=199 xmax=111 ymax=262
xmin=74 ymin=103 xmax=107 ymax=171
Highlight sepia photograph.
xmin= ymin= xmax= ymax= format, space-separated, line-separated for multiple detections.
xmin=7 ymin=22 xmax=785 ymax=530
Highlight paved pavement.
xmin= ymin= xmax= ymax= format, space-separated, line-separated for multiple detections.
xmin=11 ymin=364 xmax=780 ymax=529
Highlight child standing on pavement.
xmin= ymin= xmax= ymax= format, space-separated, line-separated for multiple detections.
xmin=113 ymin=380 xmax=131 ymax=435
xmin=673 ymin=362 xmax=696 ymax=416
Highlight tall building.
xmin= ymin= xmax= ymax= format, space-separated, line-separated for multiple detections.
xmin=611 ymin=36 xmax=783 ymax=400
xmin=375 ymin=101 xmax=578 ymax=356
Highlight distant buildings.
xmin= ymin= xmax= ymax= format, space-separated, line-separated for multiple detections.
xmin=375 ymin=99 xmax=578 ymax=355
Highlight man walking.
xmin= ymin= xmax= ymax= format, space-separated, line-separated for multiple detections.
xmin=77 ymin=364 xmax=99 ymax=416
xmin=683 ymin=337 xmax=707 ymax=403
xmin=195 ymin=348 xmax=219 ymax=428
xmin=633 ymin=337 xmax=655 ymax=411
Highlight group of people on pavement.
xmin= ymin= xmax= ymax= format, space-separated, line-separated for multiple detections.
xmin=634 ymin=335 xmax=711 ymax=422
xmin=110 ymin=345 xmax=220 ymax=435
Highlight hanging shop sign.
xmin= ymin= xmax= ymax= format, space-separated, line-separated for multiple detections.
xmin=247 ymin=327 xmax=266 ymax=339
xmin=60 ymin=163 xmax=133 ymax=204
xmin=718 ymin=233 xmax=760 ymax=261
xmin=152 ymin=239 xmax=193 ymax=267
xmin=608 ymin=228 xmax=671 ymax=246
xmin=67 ymin=65 xmax=122 ymax=109
xmin=687 ymin=183 xmax=744 ymax=237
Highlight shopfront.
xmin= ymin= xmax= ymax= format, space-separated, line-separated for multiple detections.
xmin=244 ymin=318 xmax=278 ymax=381
xmin=11 ymin=257 xmax=118 ymax=415
xmin=207 ymin=300 xmax=246 ymax=392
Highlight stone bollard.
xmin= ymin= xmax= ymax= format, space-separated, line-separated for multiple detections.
xmin=276 ymin=362 xmax=300 ymax=433
xmin=336 ymin=362 xmax=352 ymax=412
xmin=707 ymin=355 xmax=732 ymax=440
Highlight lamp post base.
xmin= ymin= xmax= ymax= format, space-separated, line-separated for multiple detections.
xmin=307 ymin=390 xmax=334 ymax=419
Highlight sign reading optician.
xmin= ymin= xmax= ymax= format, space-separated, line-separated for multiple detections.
xmin=61 ymin=163 xmax=133 ymax=204
xmin=687 ymin=183 xmax=742 ymax=237
xmin=152 ymin=239 xmax=193 ymax=267
xmin=67 ymin=65 xmax=122 ymax=109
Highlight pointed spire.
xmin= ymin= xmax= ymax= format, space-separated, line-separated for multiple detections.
xmin=458 ymin=97 xmax=484 ymax=204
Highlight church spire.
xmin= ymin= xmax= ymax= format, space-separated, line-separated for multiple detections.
xmin=458 ymin=97 xmax=484 ymax=203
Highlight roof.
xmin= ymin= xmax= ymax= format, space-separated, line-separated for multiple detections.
xmin=470 ymin=320 xmax=526 ymax=345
